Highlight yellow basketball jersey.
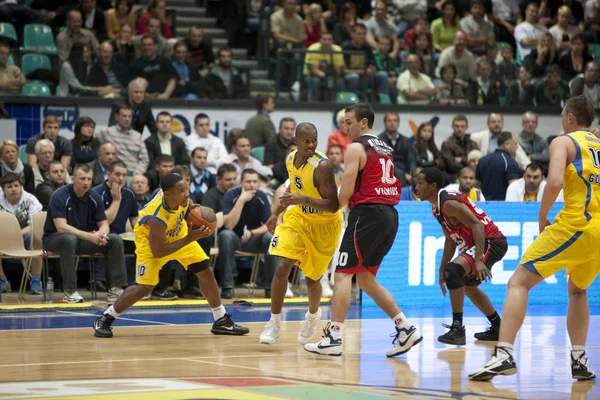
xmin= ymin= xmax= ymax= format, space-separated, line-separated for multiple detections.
xmin=555 ymin=130 xmax=600 ymax=227
xmin=286 ymin=149 xmax=341 ymax=224
xmin=134 ymin=190 xmax=189 ymax=247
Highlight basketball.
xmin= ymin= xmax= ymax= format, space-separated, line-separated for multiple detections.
xmin=186 ymin=206 xmax=217 ymax=233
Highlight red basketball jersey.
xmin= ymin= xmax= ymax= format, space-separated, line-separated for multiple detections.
xmin=432 ymin=189 xmax=505 ymax=249
xmin=349 ymin=134 xmax=401 ymax=210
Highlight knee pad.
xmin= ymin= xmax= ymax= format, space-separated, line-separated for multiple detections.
xmin=444 ymin=262 xmax=465 ymax=290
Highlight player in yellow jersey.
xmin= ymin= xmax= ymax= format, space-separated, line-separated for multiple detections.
xmin=93 ymin=173 xmax=249 ymax=338
xmin=470 ymin=96 xmax=599 ymax=381
xmin=259 ymin=122 xmax=342 ymax=345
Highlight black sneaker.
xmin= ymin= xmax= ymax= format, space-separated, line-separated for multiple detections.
xmin=93 ymin=314 xmax=115 ymax=338
xmin=474 ymin=325 xmax=500 ymax=341
xmin=221 ymin=288 xmax=233 ymax=299
xmin=183 ymin=286 xmax=204 ymax=299
xmin=572 ymin=352 xmax=597 ymax=380
xmin=469 ymin=345 xmax=517 ymax=381
xmin=211 ymin=313 xmax=250 ymax=336
xmin=151 ymin=289 xmax=178 ymax=300
xmin=438 ymin=323 xmax=466 ymax=345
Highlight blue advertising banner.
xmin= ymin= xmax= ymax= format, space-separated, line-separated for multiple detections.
xmin=362 ymin=201 xmax=600 ymax=307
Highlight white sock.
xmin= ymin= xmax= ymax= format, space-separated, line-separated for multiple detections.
xmin=103 ymin=305 xmax=120 ymax=318
xmin=572 ymin=345 xmax=586 ymax=359
xmin=329 ymin=322 xmax=343 ymax=340
xmin=497 ymin=342 xmax=514 ymax=356
xmin=307 ymin=309 xmax=319 ymax=319
xmin=211 ymin=305 xmax=226 ymax=321
xmin=270 ymin=313 xmax=281 ymax=323
xmin=393 ymin=312 xmax=411 ymax=329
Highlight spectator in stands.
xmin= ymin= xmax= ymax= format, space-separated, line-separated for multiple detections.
xmin=70 ymin=116 xmax=99 ymax=168
xmin=584 ymin=0 xmax=600 ymax=43
xmin=470 ymin=112 xmax=531 ymax=170
xmin=145 ymin=154 xmax=174 ymax=193
xmin=130 ymin=173 xmax=151 ymax=208
xmin=373 ymin=33 xmax=400 ymax=102
xmin=270 ymin=0 xmax=307 ymax=49
xmin=108 ymin=78 xmax=157 ymax=135
xmin=496 ymin=45 xmax=519 ymax=89
xmin=104 ymin=0 xmax=136 ymax=41
xmin=535 ymin=64 xmax=570 ymax=107
xmin=145 ymin=111 xmax=189 ymax=168
xmin=92 ymin=142 xmax=117 ymax=187
xmin=98 ymin=104 xmax=149 ymax=174
xmin=475 ymin=131 xmax=520 ymax=200
xmin=489 ymin=0 xmax=521 ymax=49
xmin=27 ymin=116 xmax=72 ymax=170
xmin=435 ymin=31 xmax=476 ymax=80
xmin=226 ymin=128 xmax=244 ymax=153
xmin=436 ymin=64 xmax=467 ymax=104
xmin=222 ymin=136 xmax=263 ymax=183
xmin=401 ymin=15 xmax=432 ymax=54
xmin=378 ymin=112 xmax=416 ymax=187
xmin=245 ymin=93 xmax=276 ymax=147
xmin=0 ymin=0 xmax=44 ymax=30
xmin=130 ymin=35 xmax=177 ymax=99
xmin=78 ymin=0 xmax=107 ymax=42
xmin=219 ymin=168 xmax=276 ymax=299
xmin=136 ymin=0 xmax=172 ymax=39
xmin=400 ymin=167 xmax=422 ymax=201
xmin=205 ymin=47 xmax=248 ymax=99
xmin=327 ymin=109 xmax=351 ymax=155
xmin=459 ymin=0 xmax=494 ymax=56
xmin=444 ymin=166 xmax=485 ymax=200
xmin=323 ymin=144 xmax=343 ymax=182
xmin=0 ymin=42 xmax=25 ymax=94
xmin=332 ymin=1 xmax=356 ymax=45
xmin=111 ymin=24 xmax=135 ymax=79
xmin=466 ymin=58 xmax=500 ymax=105
xmin=59 ymin=43 xmax=113 ymax=97
xmin=467 ymin=149 xmax=482 ymax=170
xmin=189 ymin=147 xmax=216 ymax=203
xmin=303 ymin=31 xmax=345 ymax=102
xmin=32 ymin=140 xmax=73 ymax=188
xmin=365 ymin=1 xmax=400 ymax=60
xmin=304 ymin=3 xmax=327 ymax=48
xmin=397 ymin=54 xmax=437 ymax=104
xmin=264 ymin=117 xmax=295 ymax=167
xmin=505 ymin=162 xmax=560 ymax=202
xmin=184 ymin=113 xmax=227 ymax=174
xmin=542 ymin=0 xmax=585 ymax=27
xmin=272 ymin=142 xmax=297 ymax=184
xmin=441 ymin=114 xmax=478 ymax=182
xmin=401 ymin=32 xmax=433 ymax=76
xmin=558 ymin=33 xmax=592 ymax=82
xmin=524 ymin=32 xmax=558 ymax=79
xmin=86 ymin=42 xmax=126 ymax=97
xmin=133 ymin=17 xmax=171 ymax=59
xmin=172 ymin=41 xmax=204 ymax=100
xmin=0 ymin=172 xmax=43 ymax=294
xmin=34 ymin=160 xmax=66 ymax=210
xmin=201 ymin=163 xmax=236 ymax=214
xmin=571 ymin=61 xmax=600 ymax=108
xmin=514 ymin=2 xmax=548 ymax=60
xmin=431 ymin=1 xmax=461 ymax=52
xmin=413 ymin=122 xmax=443 ymax=169
xmin=342 ymin=24 xmax=377 ymax=100
xmin=185 ymin=25 xmax=214 ymax=73
xmin=43 ymin=164 xmax=127 ymax=303
xmin=550 ymin=6 xmax=580 ymax=52
xmin=506 ymin=65 xmax=535 ymax=106
xmin=518 ymin=112 xmax=549 ymax=174
xmin=56 ymin=10 xmax=99 ymax=62
xmin=0 ymin=140 xmax=34 ymax=194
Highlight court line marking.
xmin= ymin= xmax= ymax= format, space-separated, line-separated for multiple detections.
xmin=56 ymin=310 xmax=175 ymax=326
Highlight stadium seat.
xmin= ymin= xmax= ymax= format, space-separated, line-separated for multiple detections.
xmin=21 ymin=54 xmax=52 ymax=76
xmin=22 ymin=24 xmax=57 ymax=55
xmin=251 ymin=146 xmax=265 ymax=163
xmin=378 ymin=93 xmax=392 ymax=104
xmin=498 ymin=96 xmax=506 ymax=106
xmin=18 ymin=145 xmax=27 ymax=165
xmin=590 ymin=44 xmax=600 ymax=60
xmin=21 ymin=81 xmax=51 ymax=96
xmin=336 ymin=91 xmax=359 ymax=104
xmin=0 ymin=23 xmax=17 ymax=46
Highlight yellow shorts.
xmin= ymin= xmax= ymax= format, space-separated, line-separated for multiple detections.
xmin=269 ymin=212 xmax=342 ymax=280
xmin=521 ymin=219 xmax=600 ymax=289
xmin=135 ymin=240 xmax=209 ymax=286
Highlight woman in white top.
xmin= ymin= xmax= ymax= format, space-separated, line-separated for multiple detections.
xmin=549 ymin=5 xmax=582 ymax=52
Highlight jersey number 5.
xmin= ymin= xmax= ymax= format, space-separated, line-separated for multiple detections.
xmin=379 ymin=159 xmax=396 ymax=184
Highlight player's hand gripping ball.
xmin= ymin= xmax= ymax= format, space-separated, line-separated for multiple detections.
xmin=186 ymin=206 xmax=217 ymax=234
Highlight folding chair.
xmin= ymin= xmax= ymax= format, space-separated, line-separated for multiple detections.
xmin=235 ymin=251 xmax=262 ymax=298
xmin=209 ymin=212 xmax=223 ymax=269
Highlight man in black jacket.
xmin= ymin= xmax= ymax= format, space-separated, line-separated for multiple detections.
xmin=33 ymin=160 xmax=67 ymax=210
xmin=108 ymin=78 xmax=157 ymax=135
xmin=86 ymin=42 xmax=127 ymax=97
xmin=205 ymin=47 xmax=248 ymax=99
xmin=145 ymin=111 xmax=189 ymax=169
xmin=377 ymin=112 xmax=416 ymax=187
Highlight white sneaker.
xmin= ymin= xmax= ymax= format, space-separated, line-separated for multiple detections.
xmin=107 ymin=287 xmax=124 ymax=302
xmin=320 ymin=279 xmax=333 ymax=298
xmin=285 ymin=282 xmax=294 ymax=298
xmin=63 ymin=291 xmax=84 ymax=303
xmin=298 ymin=308 xmax=322 ymax=344
xmin=386 ymin=325 xmax=423 ymax=357
xmin=259 ymin=319 xmax=281 ymax=344
xmin=304 ymin=322 xmax=342 ymax=356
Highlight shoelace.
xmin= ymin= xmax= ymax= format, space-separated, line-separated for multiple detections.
xmin=441 ymin=323 xmax=462 ymax=331
xmin=389 ymin=327 xmax=400 ymax=345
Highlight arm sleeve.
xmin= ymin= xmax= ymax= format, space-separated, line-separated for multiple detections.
xmin=259 ymin=192 xmax=272 ymax=223
xmin=136 ymin=137 xmax=150 ymax=174
xmin=50 ymin=192 xmax=67 ymax=219
xmin=221 ymin=191 xmax=234 ymax=215
xmin=93 ymin=193 xmax=107 ymax=222
xmin=507 ymin=160 xmax=521 ymax=181
xmin=61 ymin=137 xmax=73 ymax=156
xmin=25 ymin=136 xmax=36 ymax=155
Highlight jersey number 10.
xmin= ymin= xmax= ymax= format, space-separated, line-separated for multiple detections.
xmin=379 ymin=159 xmax=397 ymax=184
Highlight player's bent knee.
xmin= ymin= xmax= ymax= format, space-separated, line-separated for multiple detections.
xmin=444 ymin=262 xmax=464 ymax=290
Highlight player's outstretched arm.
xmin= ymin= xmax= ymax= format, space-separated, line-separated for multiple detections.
xmin=147 ymin=218 xmax=208 ymax=259
xmin=539 ymin=136 xmax=570 ymax=231
xmin=338 ymin=143 xmax=364 ymax=209
xmin=443 ymin=201 xmax=486 ymax=262
xmin=280 ymin=160 xmax=340 ymax=213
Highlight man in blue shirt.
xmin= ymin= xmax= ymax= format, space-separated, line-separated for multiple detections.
xmin=218 ymin=168 xmax=275 ymax=299
xmin=400 ymin=167 xmax=422 ymax=201
xmin=43 ymin=164 xmax=127 ymax=304
xmin=476 ymin=132 xmax=520 ymax=200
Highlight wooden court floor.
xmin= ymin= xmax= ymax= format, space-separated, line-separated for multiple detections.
xmin=0 ymin=304 xmax=599 ymax=400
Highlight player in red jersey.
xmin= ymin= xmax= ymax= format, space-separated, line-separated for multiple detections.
xmin=305 ymin=103 xmax=423 ymax=357
xmin=416 ymin=167 xmax=507 ymax=345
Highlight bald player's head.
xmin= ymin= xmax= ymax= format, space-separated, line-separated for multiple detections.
xmin=295 ymin=122 xmax=317 ymax=137
xmin=294 ymin=122 xmax=318 ymax=158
